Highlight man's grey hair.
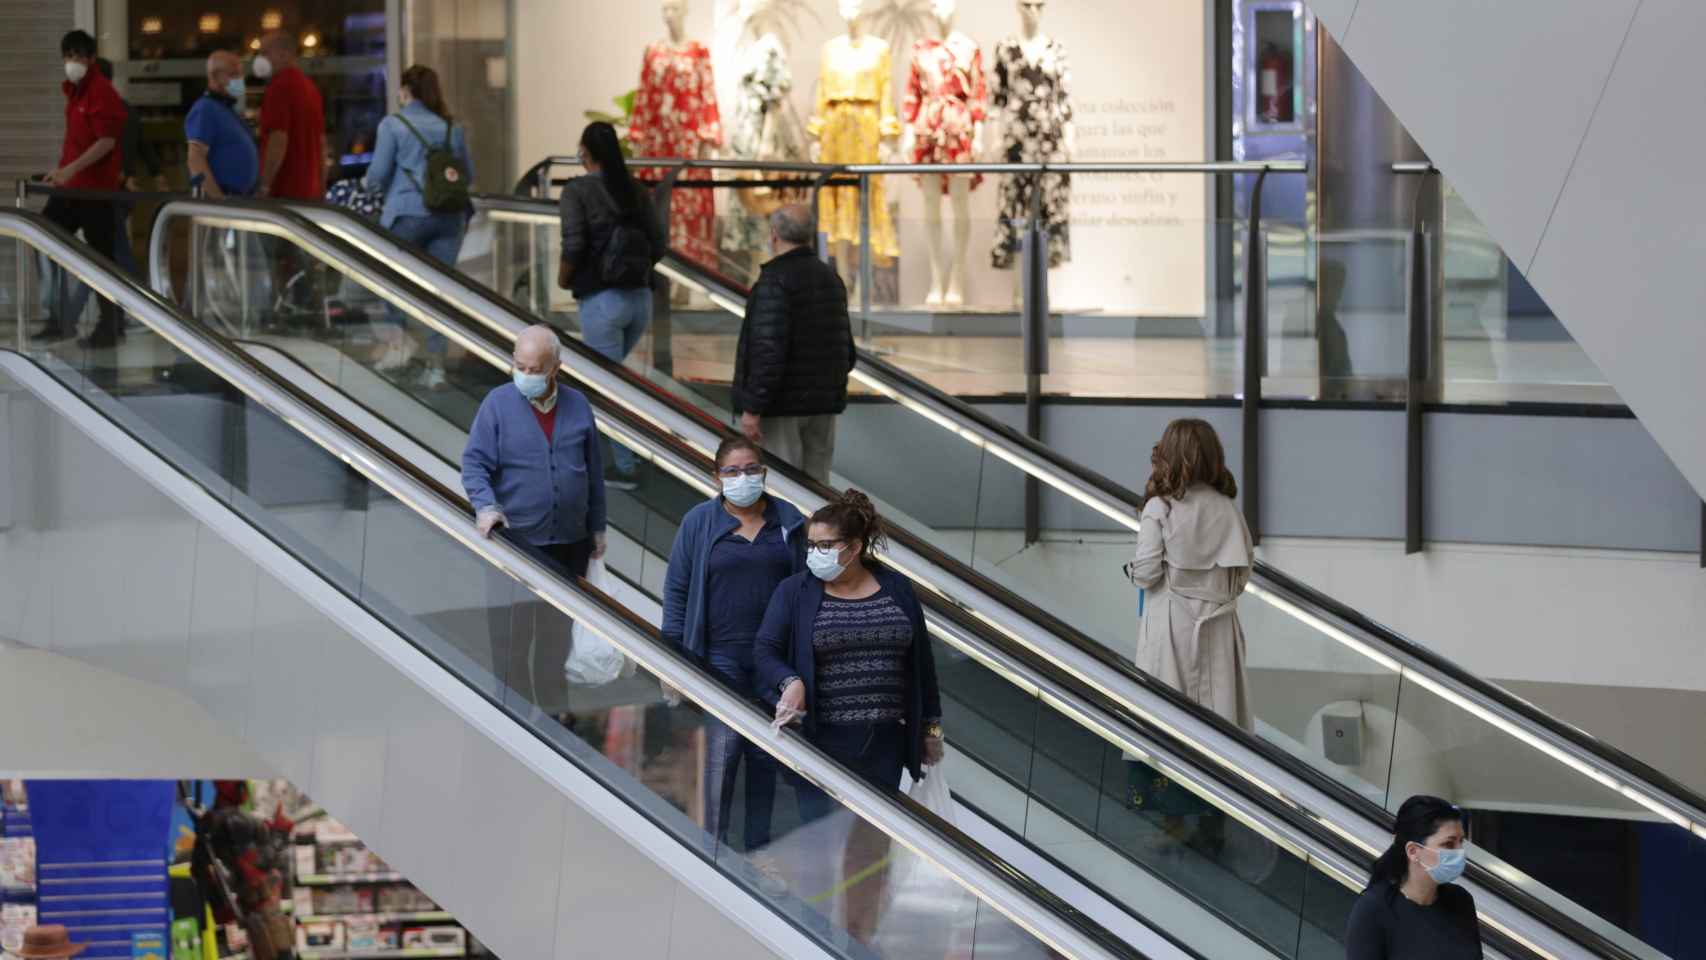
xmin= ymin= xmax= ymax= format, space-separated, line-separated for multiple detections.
xmin=515 ymin=324 xmax=563 ymax=361
xmin=770 ymin=203 xmax=816 ymax=246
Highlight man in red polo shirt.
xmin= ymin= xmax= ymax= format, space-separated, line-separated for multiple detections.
xmin=42 ymin=29 xmax=127 ymax=346
xmin=254 ymin=31 xmax=324 ymax=200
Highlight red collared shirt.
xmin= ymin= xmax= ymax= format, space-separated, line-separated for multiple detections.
xmin=60 ymin=69 xmax=126 ymax=190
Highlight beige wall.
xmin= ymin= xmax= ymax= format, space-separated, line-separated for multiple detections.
xmin=513 ymin=0 xmax=1209 ymax=315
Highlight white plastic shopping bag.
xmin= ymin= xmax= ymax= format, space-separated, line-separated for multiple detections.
xmin=872 ymin=752 xmax=978 ymax=954
xmin=565 ymin=560 xmax=627 ymax=685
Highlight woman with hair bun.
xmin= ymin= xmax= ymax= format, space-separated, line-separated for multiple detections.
xmin=1345 ymin=795 xmax=1481 ymax=958
xmin=753 ymin=488 xmax=942 ymax=943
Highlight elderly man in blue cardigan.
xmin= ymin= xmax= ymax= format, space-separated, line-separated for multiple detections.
xmin=462 ymin=325 xmax=608 ymax=717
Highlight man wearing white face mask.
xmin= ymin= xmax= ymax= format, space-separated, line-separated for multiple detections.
xmin=38 ymin=30 xmax=127 ymax=346
xmin=660 ymin=436 xmax=805 ymax=873
xmin=253 ymin=31 xmax=324 ymax=201
xmin=462 ymin=326 xmax=609 ymax=718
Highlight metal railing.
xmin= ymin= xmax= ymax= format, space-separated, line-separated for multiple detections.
xmin=147 ymin=194 xmax=1688 ymax=960
xmin=2 ymin=205 xmax=1151 ymax=960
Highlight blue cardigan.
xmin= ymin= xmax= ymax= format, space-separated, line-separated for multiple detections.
xmin=753 ymin=565 xmax=943 ymax=780
xmin=662 ymin=495 xmax=807 ymax=660
xmin=461 ymin=383 xmax=607 ymax=546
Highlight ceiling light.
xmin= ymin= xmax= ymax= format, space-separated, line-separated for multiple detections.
xmin=140 ymin=16 xmax=163 ymax=35
xmin=260 ymin=10 xmax=283 ymax=30
xmin=198 ymin=13 xmax=221 ymax=34
xmin=302 ymin=31 xmax=320 ymax=49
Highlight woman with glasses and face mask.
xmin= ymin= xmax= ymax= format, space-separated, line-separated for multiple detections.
xmin=753 ymin=488 xmax=943 ymax=944
xmin=660 ymin=436 xmax=806 ymax=868
xmin=1346 ymin=795 xmax=1481 ymax=959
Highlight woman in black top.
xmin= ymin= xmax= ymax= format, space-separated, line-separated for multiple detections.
xmin=1345 ymin=795 xmax=1482 ymax=959
xmin=557 ymin=121 xmax=665 ymax=486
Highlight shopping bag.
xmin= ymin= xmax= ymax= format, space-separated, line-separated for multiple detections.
xmin=565 ymin=560 xmax=627 ymax=685
xmin=872 ymin=753 xmax=977 ymax=954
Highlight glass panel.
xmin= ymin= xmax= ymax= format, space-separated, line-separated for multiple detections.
xmin=1436 ymin=179 xmax=1619 ymax=405
xmin=4 ymin=272 xmax=1077 ymax=960
xmin=1311 ymin=224 xmax=1412 ymax=402
xmin=139 ymin=208 xmax=1706 ymax=960
xmin=1390 ymin=671 xmax=1689 ymax=959
xmin=147 ymin=213 xmax=1368 ymax=958
xmin=1238 ymin=582 xmax=1403 ymax=808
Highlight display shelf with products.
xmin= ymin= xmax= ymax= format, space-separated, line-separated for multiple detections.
xmin=296 ymin=949 xmax=464 ymax=960
xmin=294 ymin=873 xmax=409 ymax=887
xmin=283 ymin=804 xmax=481 ymax=959
xmin=0 ymin=788 xmax=37 ymax=957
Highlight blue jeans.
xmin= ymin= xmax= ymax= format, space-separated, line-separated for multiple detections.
xmin=579 ymin=286 xmax=652 ymax=475
xmin=388 ymin=212 xmax=468 ymax=356
xmin=702 ymin=643 xmax=778 ymax=852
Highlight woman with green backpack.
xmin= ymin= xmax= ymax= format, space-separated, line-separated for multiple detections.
xmin=365 ymin=64 xmax=474 ymax=387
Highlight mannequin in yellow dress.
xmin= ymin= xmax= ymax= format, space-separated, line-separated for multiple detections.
xmin=808 ymin=0 xmax=901 ymax=293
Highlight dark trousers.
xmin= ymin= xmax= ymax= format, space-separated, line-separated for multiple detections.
xmin=793 ymin=721 xmax=906 ymax=826
xmin=42 ymin=195 xmax=122 ymax=340
xmin=702 ymin=644 xmax=779 ymax=852
xmin=484 ymin=538 xmax=594 ymax=715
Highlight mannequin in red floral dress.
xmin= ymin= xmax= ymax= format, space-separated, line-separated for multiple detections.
xmin=902 ymin=0 xmax=985 ymax=306
xmin=628 ymin=0 xmax=723 ymax=272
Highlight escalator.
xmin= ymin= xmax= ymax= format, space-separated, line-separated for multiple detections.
xmin=0 ymin=209 xmax=1166 ymax=960
xmin=134 ymin=197 xmax=1705 ymax=960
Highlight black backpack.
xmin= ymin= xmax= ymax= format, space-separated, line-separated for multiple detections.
xmin=598 ymin=189 xmax=654 ymax=288
xmin=395 ymin=113 xmax=470 ymax=213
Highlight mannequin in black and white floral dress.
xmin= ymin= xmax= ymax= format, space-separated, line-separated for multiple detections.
xmin=988 ymin=0 xmax=1075 ymax=278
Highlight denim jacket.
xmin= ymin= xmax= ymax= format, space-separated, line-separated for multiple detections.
xmin=365 ymin=100 xmax=473 ymax=228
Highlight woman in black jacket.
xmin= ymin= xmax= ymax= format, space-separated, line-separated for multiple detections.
xmin=558 ymin=121 xmax=665 ymax=486
xmin=1344 ymin=795 xmax=1482 ymax=959
xmin=753 ymin=488 xmax=943 ymax=943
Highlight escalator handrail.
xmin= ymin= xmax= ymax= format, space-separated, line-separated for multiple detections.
xmin=287 ymin=202 xmax=1638 ymax=960
xmin=6 ymin=206 xmax=1160 ymax=960
xmin=258 ymin=197 xmax=1657 ymax=960
xmin=480 ymin=194 xmax=1706 ymax=833
xmin=145 ymin=199 xmax=1643 ymax=960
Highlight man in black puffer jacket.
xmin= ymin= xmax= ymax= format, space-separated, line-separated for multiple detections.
xmin=733 ymin=203 xmax=855 ymax=484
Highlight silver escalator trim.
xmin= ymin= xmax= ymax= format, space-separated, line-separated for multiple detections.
xmin=0 ymin=350 xmax=838 ymax=960
xmin=17 ymin=209 xmax=1157 ymax=960
xmin=143 ymin=200 xmax=1638 ymax=960
xmin=462 ymin=197 xmax=1706 ymax=858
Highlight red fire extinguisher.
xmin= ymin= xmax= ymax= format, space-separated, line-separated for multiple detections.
xmin=1259 ymin=43 xmax=1293 ymax=123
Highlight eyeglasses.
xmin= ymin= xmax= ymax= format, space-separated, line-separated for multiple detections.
xmin=805 ymin=540 xmax=845 ymax=553
xmin=716 ymin=464 xmax=766 ymax=478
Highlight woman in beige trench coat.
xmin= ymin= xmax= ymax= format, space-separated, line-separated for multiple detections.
xmin=1125 ymin=419 xmax=1254 ymax=836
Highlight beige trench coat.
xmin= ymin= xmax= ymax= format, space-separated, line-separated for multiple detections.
xmin=1128 ymin=484 xmax=1255 ymax=730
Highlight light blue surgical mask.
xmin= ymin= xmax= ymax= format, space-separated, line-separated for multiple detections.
xmin=806 ymin=545 xmax=846 ymax=582
xmin=224 ymin=76 xmax=245 ymax=100
xmin=513 ymin=370 xmax=549 ymax=400
xmin=1421 ymin=845 xmax=1468 ymax=885
xmin=721 ymin=473 xmax=765 ymax=508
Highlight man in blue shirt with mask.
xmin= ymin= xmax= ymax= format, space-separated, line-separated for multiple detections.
xmin=462 ymin=325 xmax=609 ymax=721
xmin=184 ymin=50 xmax=257 ymax=198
